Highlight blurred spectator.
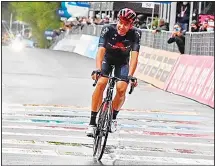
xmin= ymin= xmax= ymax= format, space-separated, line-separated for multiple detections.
xmin=191 ymin=20 xmax=199 ymax=32
xmin=81 ymin=16 xmax=87 ymax=25
xmin=2 ymin=32 xmax=10 ymax=44
xmin=199 ymin=21 xmax=208 ymax=32
xmin=59 ymin=27 xmax=66 ymax=33
xmin=53 ymin=27 xmax=65 ymax=37
xmin=139 ymin=22 xmax=148 ymax=29
xmin=87 ymin=16 xmax=92 ymax=25
xmin=86 ymin=17 xmax=93 ymax=25
xmin=134 ymin=14 xmax=148 ymax=29
xmin=176 ymin=2 xmax=190 ymax=31
xmin=167 ymin=23 xmax=185 ymax=54
xmin=66 ymin=17 xmax=79 ymax=26
xmin=152 ymin=18 xmax=169 ymax=34
xmin=103 ymin=16 xmax=110 ymax=24
xmin=94 ymin=14 xmax=104 ymax=25
xmin=207 ymin=18 xmax=214 ymax=32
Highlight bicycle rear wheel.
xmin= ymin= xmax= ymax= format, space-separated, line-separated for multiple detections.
xmin=93 ymin=101 xmax=111 ymax=160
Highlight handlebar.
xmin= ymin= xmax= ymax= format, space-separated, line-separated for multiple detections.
xmin=93 ymin=80 xmax=98 ymax=87
xmin=128 ymin=77 xmax=136 ymax=94
xmin=92 ymin=70 xmax=101 ymax=87
xmin=128 ymin=83 xmax=135 ymax=94
xmin=92 ymin=72 xmax=136 ymax=94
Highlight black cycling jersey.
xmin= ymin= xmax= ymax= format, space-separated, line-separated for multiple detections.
xmin=98 ymin=24 xmax=142 ymax=64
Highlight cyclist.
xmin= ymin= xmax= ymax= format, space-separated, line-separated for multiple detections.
xmin=86 ymin=8 xmax=142 ymax=137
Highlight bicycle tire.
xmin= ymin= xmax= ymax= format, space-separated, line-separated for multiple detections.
xmin=97 ymin=117 xmax=109 ymax=160
xmin=97 ymin=102 xmax=113 ymax=160
xmin=93 ymin=101 xmax=110 ymax=160
xmin=93 ymin=101 xmax=106 ymax=157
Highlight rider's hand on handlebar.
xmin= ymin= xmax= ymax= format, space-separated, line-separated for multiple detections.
xmin=91 ymin=70 xmax=101 ymax=80
xmin=128 ymin=76 xmax=138 ymax=87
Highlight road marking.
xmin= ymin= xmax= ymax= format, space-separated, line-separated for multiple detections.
xmin=2 ymin=147 xmax=214 ymax=165
xmin=2 ymin=132 xmax=213 ymax=147
xmin=3 ymin=103 xmax=204 ymax=115
xmin=2 ymin=122 xmax=214 ymax=132
xmin=2 ymin=139 xmax=213 ymax=157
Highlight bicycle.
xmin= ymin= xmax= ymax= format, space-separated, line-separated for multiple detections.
xmin=91 ymin=67 xmax=136 ymax=160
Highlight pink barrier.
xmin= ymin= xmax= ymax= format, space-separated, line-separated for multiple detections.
xmin=208 ymin=83 xmax=214 ymax=108
xmin=165 ymin=55 xmax=214 ymax=108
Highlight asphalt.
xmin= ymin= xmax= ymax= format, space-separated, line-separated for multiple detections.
xmin=2 ymin=46 xmax=214 ymax=165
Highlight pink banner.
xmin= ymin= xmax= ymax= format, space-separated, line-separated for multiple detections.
xmin=198 ymin=14 xmax=214 ymax=24
xmin=208 ymin=81 xmax=214 ymax=108
xmin=165 ymin=55 xmax=214 ymax=108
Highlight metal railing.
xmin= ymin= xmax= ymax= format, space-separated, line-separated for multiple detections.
xmin=184 ymin=32 xmax=214 ymax=56
xmin=51 ymin=25 xmax=214 ymax=56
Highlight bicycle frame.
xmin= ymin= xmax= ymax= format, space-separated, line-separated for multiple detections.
xmin=104 ymin=77 xmax=118 ymax=102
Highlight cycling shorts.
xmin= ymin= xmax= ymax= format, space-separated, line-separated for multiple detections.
xmin=101 ymin=57 xmax=129 ymax=83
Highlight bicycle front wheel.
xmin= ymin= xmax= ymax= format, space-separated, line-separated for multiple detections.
xmin=93 ymin=101 xmax=110 ymax=160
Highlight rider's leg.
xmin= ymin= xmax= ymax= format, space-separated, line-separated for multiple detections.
xmin=112 ymin=63 xmax=129 ymax=120
xmin=112 ymin=81 xmax=128 ymax=119
xmin=89 ymin=77 xmax=108 ymax=126
xmin=89 ymin=58 xmax=112 ymax=126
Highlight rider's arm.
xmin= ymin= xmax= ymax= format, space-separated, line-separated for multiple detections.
xmin=96 ymin=26 xmax=110 ymax=70
xmin=128 ymin=30 xmax=142 ymax=76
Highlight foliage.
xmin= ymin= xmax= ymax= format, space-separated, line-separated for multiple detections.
xmin=152 ymin=17 xmax=159 ymax=27
xmin=9 ymin=2 xmax=61 ymax=48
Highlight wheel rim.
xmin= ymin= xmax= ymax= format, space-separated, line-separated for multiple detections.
xmin=93 ymin=102 xmax=110 ymax=159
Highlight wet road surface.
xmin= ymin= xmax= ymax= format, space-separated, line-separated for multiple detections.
xmin=2 ymin=46 xmax=214 ymax=165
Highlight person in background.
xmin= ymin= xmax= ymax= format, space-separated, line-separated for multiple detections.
xmin=94 ymin=14 xmax=104 ymax=25
xmin=176 ymin=2 xmax=190 ymax=31
xmin=167 ymin=23 xmax=185 ymax=54
xmin=2 ymin=32 xmax=10 ymax=45
xmin=207 ymin=18 xmax=214 ymax=32
xmin=103 ymin=16 xmax=110 ymax=24
xmin=190 ymin=20 xmax=199 ymax=32
xmin=59 ymin=27 xmax=66 ymax=33
xmin=152 ymin=18 xmax=169 ymax=34
xmin=134 ymin=14 xmax=147 ymax=29
xmin=88 ymin=16 xmax=94 ymax=25
xmin=199 ymin=21 xmax=208 ymax=32
xmin=53 ymin=27 xmax=66 ymax=37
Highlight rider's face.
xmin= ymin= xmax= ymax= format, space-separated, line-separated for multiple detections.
xmin=117 ymin=18 xmax=132 ymax=36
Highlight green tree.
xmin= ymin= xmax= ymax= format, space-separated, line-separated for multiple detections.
xmin=9 ymin=2 xmax=61 ymax=48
